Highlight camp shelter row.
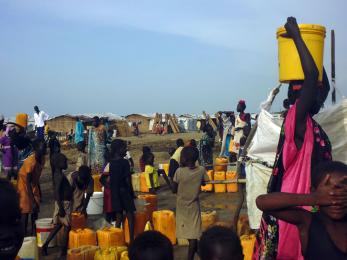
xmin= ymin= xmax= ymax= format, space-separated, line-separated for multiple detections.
xmin=46 ymin=113 xmax=213 ymax=136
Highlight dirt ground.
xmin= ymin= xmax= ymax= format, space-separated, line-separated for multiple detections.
xmin=37 ymin=133 xmax=246 ymax=260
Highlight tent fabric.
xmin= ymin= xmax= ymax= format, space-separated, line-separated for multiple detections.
xmin=246 ymin=99 xmax=347 ymax=229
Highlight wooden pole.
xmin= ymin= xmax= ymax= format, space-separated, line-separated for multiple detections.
xmin=331 ymin=30 xmax=336 ymax=104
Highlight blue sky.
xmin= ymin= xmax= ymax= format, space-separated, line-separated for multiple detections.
xmin=1 ymin=0 xmax=346 ymax=117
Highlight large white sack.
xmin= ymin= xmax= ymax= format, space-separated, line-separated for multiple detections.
xmin=245 ymin=162 xmax=272 ymax=229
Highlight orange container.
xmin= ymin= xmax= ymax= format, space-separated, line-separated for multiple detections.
xmin=138 ymin=194 xmax=158 ymax=220
xmin=67 ymin=245 xmax=98 ymax=260
xmin=214 ymin=157 xmax=228 ymax=172
xmin=124 ymin=211 xmax=148 ymax=244
xmin=68 ymin=229 xmax=97 ymax=249
xmin=214 ymin=171 xmax=226 ymax=193
xmin=140 ymin=173 xmax=149 ymax=193
xmin=71 ymin=212 xmax=86 ymax=230
xmin=201 ymin=170 xmax=214 ymax=192
xmin=152 ymin=210 xmax=176 ymax=245
xmin=16 ymin=113 xmax=28 ymax=128
xmin=226 ymin=171 xmax=238 ymax=193
xmin=201 ymin=211 xmax=218 ymax=231
xmin=97 ymin=227 xmax=125 ymax=249
xmin=241 ymin=234 xmax=256 ymax=260
xmin=93 ymin=175 xmax=102 ymax=192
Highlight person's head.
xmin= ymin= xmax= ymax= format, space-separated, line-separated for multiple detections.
xmin=34 ymin=105 xmax=39 ymax=114
xmin=129 ymin=231 xmax=174 ymax=260
xmin=76 ymin=117 xmax=80 ymax=122
xmin=176 ymin=138 xmax=184 ymax=148
xmin=199 ymin=226 xmax=243 ymax=260
xmin=187 ymin=139 xmax=197 ymax=148
xmin=48 ymin=130 xmax=56 ymax=138
xmin=144 ymin=152 xmax=155 ymax=166
xmin=180 ymin=146 xmax=199 ymax=168
xmin=14 ymin=136 xmax=31 ymax=151
xmin=0 ymin=179 xmax=24 ymax=260
xmin=70 ymin=129 xmax=73 ymax=134
xmin=32 ymin=139 xmax=46 ymax=163
xmin=76 ymin=166 xmax=92 ymax=190
xmin=237 ymin=100 xmax=246 ymax=113
xmin=287 ymin=81 xmax=329 ymax=115
xmin=93 ymin=116 xmax=100 ymax=127
xmin=110 ymin=139 xmax=127 ymax=158
xmin=77 ymin=141 xmax=86 ymax=153
xmin=312 ymin=161 xmax=347 ymax=220
xmin=142 ymin=146 xmax=151 ymax=155
xmin=283 ymin=99 xmax=290 ymax=110
xmin=52 ymin=152 xmax=68 ymax=171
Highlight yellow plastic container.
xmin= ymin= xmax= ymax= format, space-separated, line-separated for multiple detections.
xmin=201 ymin=170 xmax=214 ymax=192
xmin=16 ymin=113 xmax=28 ymax=128
xmin=152 ymin=210 xmax=176 ymax=245
xmin=277 ymin=24 xmax=326 ymax=82
xmin=68 ymin=229 xmax=97 ymax=249
xmin=240 ymin=234 xmax=256 ymax=260
xmin=67 ymin=245 xmax=98 ymax=260
xmin=131 ymin=173 xmax=141 ymax=192
xmin=138 ymin=194 xmax=158 ymax=220
xmin=71 ymin=212 xmax=87 ymax=230
xmin=214 ymin=157 xmax=228 ymax=172
xmin=124 ymin=211 xmax=148 ymax=244
xmin=201 ymin=211 xmax=218 ymax=231
xmin=94 ymin=247 xmax=118 ymax=260
xmin=226 ymin=171 xmax=238 ymax=193
xmin=214 ymin=171 xmax=226 ymax=193
xmin=140 ymin=173 xmax=149 ymax=193
xmin=97 ymin=227 xmax=125 ymax=249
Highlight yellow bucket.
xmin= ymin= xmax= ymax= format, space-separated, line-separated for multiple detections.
xmin=277 ymin=24 xmax=326 ymax=82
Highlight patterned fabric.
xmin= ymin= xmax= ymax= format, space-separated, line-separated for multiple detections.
xmin=88 ymin=125 xmax=106 ymax=174
xmin=254 ymin=103 xmax=332 ymax=260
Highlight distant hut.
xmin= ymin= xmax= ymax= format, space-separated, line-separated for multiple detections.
xmin=125 ymin=114 xmax=153 ymax=133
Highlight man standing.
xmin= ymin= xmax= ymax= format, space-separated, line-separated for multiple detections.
xmin=74 ymin=117 xmax=84 ymax=144
xmin=34 ymin=106 xmax=49 ymax=140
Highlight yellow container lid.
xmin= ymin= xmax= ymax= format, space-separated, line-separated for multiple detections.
xmin=276 ymin=24 xmax=326 ymax=38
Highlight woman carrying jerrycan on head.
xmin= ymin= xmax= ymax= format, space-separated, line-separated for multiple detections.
xmin=254 ymin=17 xmax=333 ymax=259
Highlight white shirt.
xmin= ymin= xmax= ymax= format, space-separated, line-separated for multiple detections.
xmin=34 ymin=111 xmax=49 ymax=127
xmin=124 ymin=151 xmax=132 ymax=160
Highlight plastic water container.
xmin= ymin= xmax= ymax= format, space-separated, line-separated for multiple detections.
xmin=277 ymin=24 xmax=326 ymax=82
xmin=17 ymin=237 xmax=39 ymax=260
xmin=36 ymin=218 xmax=56 ymax=248
xmin=16 ymin=113 xmax=28 ymax=128
xmin=86 ymin=192 xmax=104 ymax=215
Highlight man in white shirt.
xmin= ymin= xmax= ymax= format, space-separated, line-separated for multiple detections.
xmin=34 ymin=106 xmax=49 ymax=140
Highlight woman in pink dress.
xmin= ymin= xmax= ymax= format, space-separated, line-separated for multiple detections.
xmin=254 ymin=17 xmax=332 ymax=259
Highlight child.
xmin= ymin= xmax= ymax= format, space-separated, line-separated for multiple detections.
xmin=256 ymin=161 xmax=347 ymax=259
xmin=48 ymin=130 xmax=61 ymax=183
xmin=128 ymin=231 xmax=174 ymax=260
xmin=139 ymin=146 xmax=151 ymax=172
xmin=144 ymin=152 xmax=160 ymax=194
xmin=199 ymin=226 xmax=243 ymax=260
xmin=75 ymin=141 xmax=87 ymax=171
xmin=171 ymin=146 xmax=209 ymax=260
xmin=43 ymin=157 xmax=92 ymax=256
xmin=109 ymin=139 xmax=136 ymax=242
xmin=168 ymin=139 xmax=184 ymax=180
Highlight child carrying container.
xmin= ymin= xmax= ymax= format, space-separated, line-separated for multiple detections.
xmin=144 ymin=152 xmax=160 ymax=194
xmin=170 ymin=146 xmax=209 ymax=260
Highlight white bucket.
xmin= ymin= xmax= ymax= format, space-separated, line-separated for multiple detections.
xmin=86 ymin=191 xmax=104 ymax=215
xmin=36 ymin=218 xmax=56 ymax=248
xmin=18 ymin=237 xmax=39 ymax=260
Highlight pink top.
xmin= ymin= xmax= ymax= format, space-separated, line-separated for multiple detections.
xmin=278 ymin=103 xmax=314 ymax=260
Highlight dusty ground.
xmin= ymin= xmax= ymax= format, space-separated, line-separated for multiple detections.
xmin=37 ymin=133 xmax=246 ymax=260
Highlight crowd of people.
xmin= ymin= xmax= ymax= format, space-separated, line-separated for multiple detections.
xmin=0 ymin=17 xmax=347 ymax=260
